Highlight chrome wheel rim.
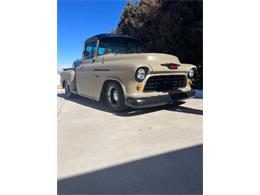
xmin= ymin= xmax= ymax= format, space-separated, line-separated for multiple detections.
xmin=107 ymin=86 xmax=118 ymax=107
xmin=113 ymin=90 xmax=118 ymax=102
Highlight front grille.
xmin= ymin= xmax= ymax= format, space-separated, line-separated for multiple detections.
xmin=143 ymin=75 xmax=187 ymax=92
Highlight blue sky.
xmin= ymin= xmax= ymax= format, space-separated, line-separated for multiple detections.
xmin=58 ymin=0 xmax=132 ymax=69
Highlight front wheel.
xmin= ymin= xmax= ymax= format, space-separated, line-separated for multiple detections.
xmin=105 ymin=82 xmax=128 ymax=112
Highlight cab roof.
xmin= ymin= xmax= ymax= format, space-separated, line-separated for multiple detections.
xmin=84 ymin=33 xmax=138 ymax=43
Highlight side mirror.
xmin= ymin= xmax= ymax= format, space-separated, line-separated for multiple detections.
xmin=73 ymin=59 xmax=81 ymax=68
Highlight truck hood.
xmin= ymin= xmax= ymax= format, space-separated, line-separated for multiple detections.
xmin=102 ymin=53 xmax=190 ymax=73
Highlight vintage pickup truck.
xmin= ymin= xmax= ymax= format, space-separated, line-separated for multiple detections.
xmin=60 ymin=33 xmax=197 ymax=112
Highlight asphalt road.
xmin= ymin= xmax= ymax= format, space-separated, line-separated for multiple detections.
xmin=57 ymin=90 xmax=203 ymax=194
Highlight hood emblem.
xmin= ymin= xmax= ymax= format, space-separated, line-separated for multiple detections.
xmin=161 ymin=63 xmax=180 ymax=69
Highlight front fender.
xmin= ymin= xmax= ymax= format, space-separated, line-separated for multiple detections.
xmin=181 ymin=64 xmax=197 ymax=72
xmin=95 ymin=63 xmax=152 ymax=100
xmin=97 ymin=77 xmax=126 ymax=101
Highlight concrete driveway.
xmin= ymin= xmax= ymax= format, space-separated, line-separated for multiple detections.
xmin=57 ymin=90 xmax=203 ymax=194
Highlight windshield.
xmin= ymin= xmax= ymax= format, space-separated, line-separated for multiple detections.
xmin=97 ymin=37 xmax=143 ymax=56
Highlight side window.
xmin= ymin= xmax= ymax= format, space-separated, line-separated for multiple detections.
xmin=98 ymin=47 xmax=105 ymax=56
xmin=98 ymin=41 xmax=112 ymax=56
xmin=83 ymin=41 xmax=96 ymax=59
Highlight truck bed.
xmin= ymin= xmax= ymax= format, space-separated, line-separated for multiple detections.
xmin=60 ymin=68 xmax=77 ymax=92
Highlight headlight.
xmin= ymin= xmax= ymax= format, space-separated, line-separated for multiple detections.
xmin=135 ymin=67 xmax=148 ymax=82
xmin=187 ymin=68 xmax=196 ymax=79
xmin=188 ymin=69 xmax=195 ymax=78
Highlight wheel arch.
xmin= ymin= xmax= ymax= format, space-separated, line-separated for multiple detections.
xmin=98 ymin=78 xmax=126 ymax=102
xmin=62 ymin=80 xmax=66 ymax=88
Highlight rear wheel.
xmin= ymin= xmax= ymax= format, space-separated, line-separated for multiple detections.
xmin=64 ymin=81 xmax=76 ymax=98
xmin=105 ymin=82 xmax=128 ymax=112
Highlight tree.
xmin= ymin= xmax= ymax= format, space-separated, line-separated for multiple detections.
xmin=116 ymin=0 xmax=203 ymax=88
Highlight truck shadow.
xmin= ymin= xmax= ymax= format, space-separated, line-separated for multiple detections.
xmin=57 ymin=93 xmax=203 ymax=117
xmin=58 ymin=144 xmax=203 ymax=194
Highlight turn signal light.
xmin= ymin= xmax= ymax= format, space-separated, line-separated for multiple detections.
xmin=188 ymin=79 xmax=193 ymax=85
xmin=136 ymin=84 xmax=142 ymax=91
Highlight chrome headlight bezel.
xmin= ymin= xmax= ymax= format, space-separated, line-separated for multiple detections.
xmin=135 ymin=67 xmax=148 ymax=82
xmin=187 ymin=68 xmax=197 ymax=79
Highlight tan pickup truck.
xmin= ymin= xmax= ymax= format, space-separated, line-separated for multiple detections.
xmin=60 ymin=33 xmax=197 ymax=112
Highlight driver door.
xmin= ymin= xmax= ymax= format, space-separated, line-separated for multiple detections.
xmin=76 ymin=40 xmax=97 ymax=98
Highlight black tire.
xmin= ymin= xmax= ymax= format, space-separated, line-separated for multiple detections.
xmin=105 ymin=82 xmax=128 ymax=112
xmin=64 ymin=81 xmax=77 ymax=98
